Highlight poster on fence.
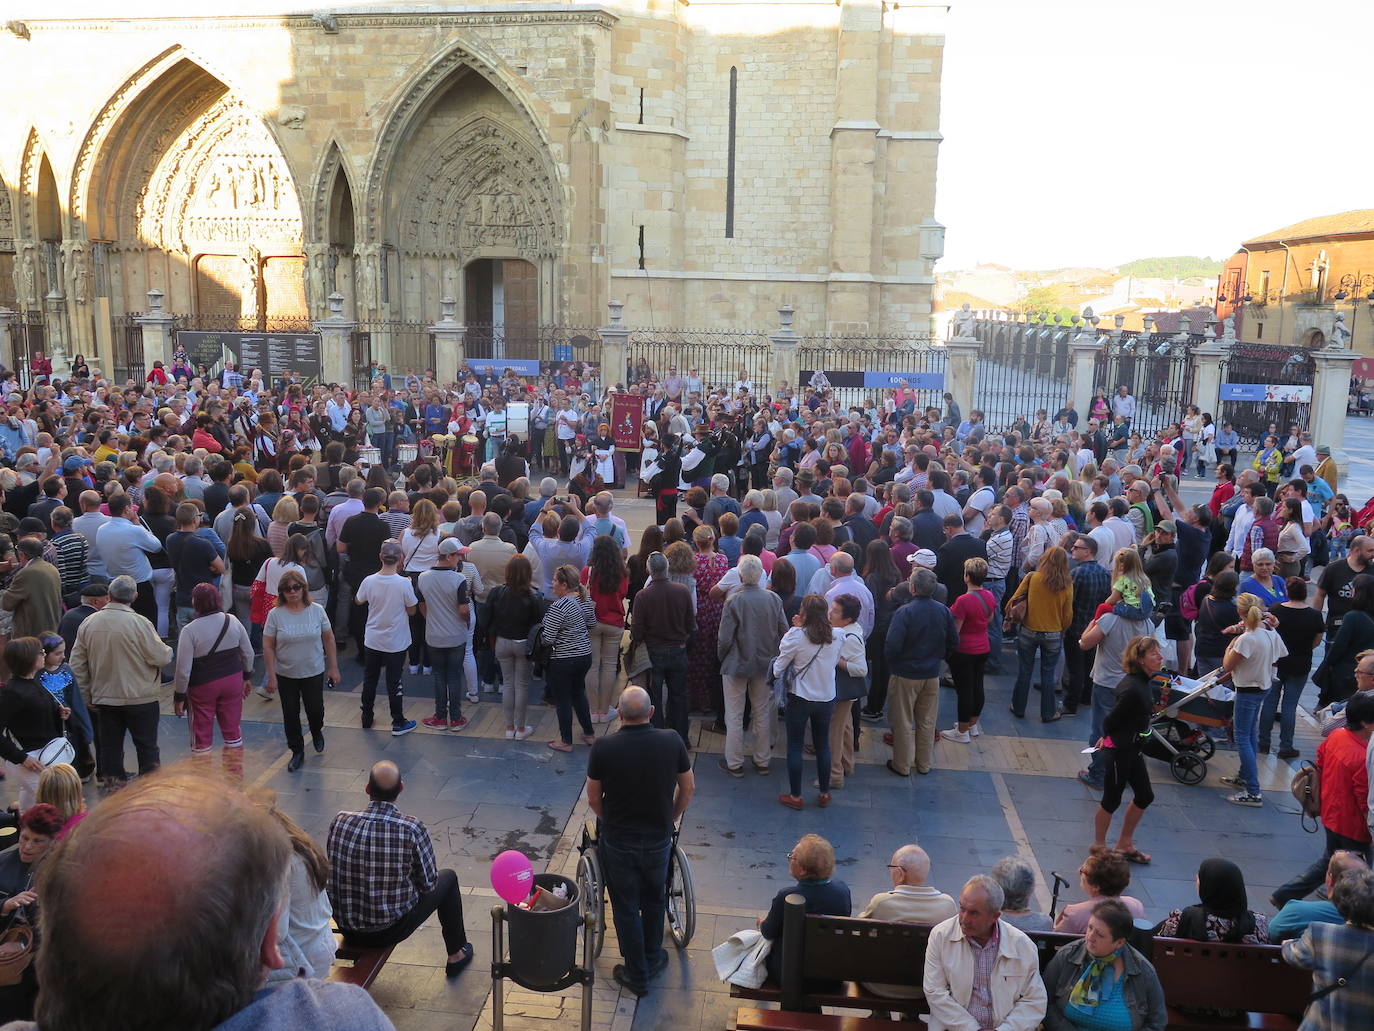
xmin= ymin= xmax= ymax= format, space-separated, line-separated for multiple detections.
xmin=799 ymin=370 xmax=945 ymax=390
xmin=177 ymin=331 xmax=323 ymax=385
xmin=1220 ymin=383 xmax=1313 ymax=403
xmin=610 ymin=393 xmax=643 ymax=451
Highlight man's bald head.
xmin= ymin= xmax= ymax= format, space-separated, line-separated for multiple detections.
xmin=618 ymin=685 xmax=653 ymax=724
xmin=366 ymin=760 xmax=403 ymax=802
xmin=891 ymin=844 xmax=932 ymax=886
xmin=34 ymin=769 xmax=291 ymax=1030
xmin=830 ymin=552 xmax=854 ymax=577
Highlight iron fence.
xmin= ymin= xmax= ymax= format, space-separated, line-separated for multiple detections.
xmin=798 ymin=334 xmax=944 ymax=411
xmin=628 ymin=328 xmax=774 ymax=399
xmin=463 ymin=323 xmax=603 ymax=370
xmin=1219 ymin=341 xmax=1315 ymax=448
xmin=12 ymin=311 xmax=43 ymax=388
xmin=975 ymin=320 xmax=1073 ymax=432
xmin=348 ymin=321 xmax=436 ymax=388
xmin=112 ymin=315 xmax=146 ymax=385
xmin=1091 ymin=332 xmax=1197 ymax=440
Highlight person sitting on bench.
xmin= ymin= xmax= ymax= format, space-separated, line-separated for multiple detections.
xmin=758 ymin=834 xmax=851 ymax=988
xmin=20 ymin=769 xmax=393 ymax=1030
xmin=327 ymin=759 xmax=474 ymax=977
xmin=858 ymin=844 xmax=957 ymax=1005
xmin=923 ymin=874 xmax=1047 ymax=1031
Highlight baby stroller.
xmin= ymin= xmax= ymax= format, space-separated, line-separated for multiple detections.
xmin=1141 ymin=668 xmax=1234 ymax=785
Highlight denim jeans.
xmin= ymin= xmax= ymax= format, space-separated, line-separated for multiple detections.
xmin=984 ymin=578 xmax=1006 ymax=667
xmin=430 ymin=644 xmax=467 ymax=721
xmin=474 ymin=601 xmax=500 ymax=687
xmin=648 ymin=645 xmax=690 ymax=748
xmin=785 ymin=695 xmax=835 ymax=796
xmin=1232 ymin=689 xmax=1266 ymax=796
xmin=1272 ymin=829 xmax=1371 ymax=906
xmin=1012 ymin=629 xmax=1064 ymax=719
xmin=1085 ymin=682 xmax=1117 ymax=784
xmin=1259 ymin=671 xmax=1307 ymax=752
xmin=362 ymin=647 xmax=407 ymax=727
xmin=598 ymin=833 xmax=671 ymax=989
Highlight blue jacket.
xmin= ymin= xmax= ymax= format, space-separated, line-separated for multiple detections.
xmin=884 ymin=596 xmax=958 ymax=678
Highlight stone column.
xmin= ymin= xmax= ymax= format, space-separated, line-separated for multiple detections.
xmin=943 ymin=333 xmax=979 ymax=420
xmin=1068 ymin=309 xmax=1102 ymax=418
xmin=1190 ymin=341 xmax=1226 ymax=424
xmin=770 ymin=305 xmax=801 ymax=396
xmin=0 ymin=309 xmax=17 ymax=369
xmin=313 ymin=292 xmax=356 ymax=388
xmin=599 ymin=300 xmax=630 ymax=389
xmin=429 ymin=296 xmax=465 ymax=385
xmin=134 ymin=288 xmax=175 ymax=375
xmin=1311 ymin=346 xmax=1359 ymax=477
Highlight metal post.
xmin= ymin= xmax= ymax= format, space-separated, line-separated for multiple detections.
xmin=580 ymin=913 xmax=595 ymax=1031
xmin=491 ymin=905 xmax=505 ymax=1031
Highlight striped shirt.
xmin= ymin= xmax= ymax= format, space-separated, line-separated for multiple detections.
xmin=985 ymin=528 xmax=1013 ymax=580
xmin=50 ymin=530 xmax=89 ymax=598
xmin=542 ymin=594 xmax=594 ymax=659
xmin=327 ymin=800 xmax=436 ymax=932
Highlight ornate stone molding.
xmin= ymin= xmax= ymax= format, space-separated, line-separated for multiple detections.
xmin=362 ymin=43 xmax=561 ymax=246
xmin=0 ymin=176 xmax=13 ymax=253
xmin=309 ymin=141 xmax=353 ymax=248
xmin=20 ymin=10 xmax=617 ymax=33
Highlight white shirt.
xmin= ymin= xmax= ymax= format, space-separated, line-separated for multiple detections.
xmin=930 ymin=490 xmax=961 ymax=521
xmin=825 ymin=573 xmax=875 ymax=637
xmin=715 ymin=565 xmax=770 ymax=598
xmin=962 ymin=486 xmax=995 ymax=536
xmin=771 ymin=626 xmax=841 ymax=702
xmin=1088 ymin=525 xmax=1118 ymax=570
xmin=1226 ymin=504 xmax=1256 ymax=556
xmin=1291 ymin=444 xmax=1317 ymax=473
xmin=354 ymin=571 xmax=418 ymax=652
xmin=555 ymin=408 xmax=580 ymax=440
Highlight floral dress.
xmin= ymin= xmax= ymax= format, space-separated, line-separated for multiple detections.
xmin=687 ymin=550 xmax=730 ymax=710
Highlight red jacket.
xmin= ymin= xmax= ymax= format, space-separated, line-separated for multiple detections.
xmin=1318 ymin=727 xmax=1371 ymax=842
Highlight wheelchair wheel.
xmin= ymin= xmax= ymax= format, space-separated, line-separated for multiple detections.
xmin=666 ymin=843 xmax=697 ymax=949
xmin=576 ymin=849 xmax=606 ymax=958
xmin=1170 ymin=752 xmax=1206 ymax=785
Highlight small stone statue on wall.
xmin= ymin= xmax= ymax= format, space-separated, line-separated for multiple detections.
xmin=952 ymin=302 xmax=976 ymax=339
xmin=1331 ymin=311 xmax=1353 ymax=349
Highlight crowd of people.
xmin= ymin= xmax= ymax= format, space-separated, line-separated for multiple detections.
xmin=0 ymin=349 xmax=1370 ymax=1023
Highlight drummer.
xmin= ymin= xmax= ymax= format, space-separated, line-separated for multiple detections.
xmin=484 ymin=397 xmax=508 ymax=463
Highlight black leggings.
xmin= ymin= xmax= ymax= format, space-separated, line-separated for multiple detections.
xmin=1100 ymin=745 xmax=1154 ymax=814
xmin=948 ymin=650 xmax=988 ymax=724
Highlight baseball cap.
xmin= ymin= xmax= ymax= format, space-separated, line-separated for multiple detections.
xmin=438 ymin=537 xmax=464 ymax=556
xmin=1156 ymin=520 xmax=1177 ymax=535
xmin=62 ymin=456 xmax=91 ymax=474
xmin=913 ymin=549 xmax=937 ymax=570
xmin=379 ymin=541 xmax=404 ymax=563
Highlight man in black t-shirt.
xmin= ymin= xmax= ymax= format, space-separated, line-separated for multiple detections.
xmin=165 ymin=503 xmax=225 ymax=635
xmin=585 ymin=686 xmax=694 ymax=999
xmin=339 ymin=488 xmax=391 ymax=657
xmin=1314 ymin=535 xmax=1374 ymax=640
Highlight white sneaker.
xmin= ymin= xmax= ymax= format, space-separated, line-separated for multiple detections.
xmin=408 ymin=665 xmax=421 ymax=675
xmin=505 ymin=729 xmax=516 ymax=739
xmin=940 ymin=727 xmax=971 ymax=744
xmin=422 ymin=667 xmax=433 ymax=675
xmin=970 ymin=723 xmax=983 ymax=737
xmin=604 ymin=706 xmax=619 ymax=724
xmin=466 ymin=691 xmax=480 ymax=704
xmin=514 ymin=726 xmax=535 ymax=741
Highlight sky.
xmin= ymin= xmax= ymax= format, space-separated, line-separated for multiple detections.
xmin=935 ymin=0 xmax=1374 ymax=271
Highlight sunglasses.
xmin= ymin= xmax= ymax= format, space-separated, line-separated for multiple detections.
xmin=281 ymin=584 xmax=303 ymax=592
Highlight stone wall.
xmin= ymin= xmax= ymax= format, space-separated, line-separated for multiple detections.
xmin=0 ymin=0 xmax=945 ymax=358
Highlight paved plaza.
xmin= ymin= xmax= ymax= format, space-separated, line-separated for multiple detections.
xmin=82 ymin=418 xmax=1374 ymax=1031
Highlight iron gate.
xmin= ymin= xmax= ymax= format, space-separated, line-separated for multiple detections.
xmin=975 ymin=320 xmax=1073 ymax=431
xmin=798 ymin=333 xmax=943 ymax=412
xmin=114 ymin=315 xmax=146 ymax=385
xmin=1218 ymin=342 xmax=1314 ymax=448
xmin=629 ymin=329 xmax=773 ymax=400
xmin=1092 ymin=332 xmax=1196 ymax=440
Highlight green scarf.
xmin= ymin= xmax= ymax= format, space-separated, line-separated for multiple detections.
xmin=1068 ymin=949 xmax=1121 ymax=1009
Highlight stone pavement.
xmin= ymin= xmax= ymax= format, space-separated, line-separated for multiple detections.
xmin=89 ymin=423 xmax=1374 ymax=1031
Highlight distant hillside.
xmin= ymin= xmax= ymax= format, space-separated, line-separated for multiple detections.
xmin=1117 ymin=256 xmax=1223 ymax=279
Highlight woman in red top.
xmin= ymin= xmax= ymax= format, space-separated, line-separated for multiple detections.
xmin=1208 ymin=462 xmax=1236 ymax=520
xmin=28 ymin=351 xmax=52 ymax=382
xmin=580 ymin=534 xmax=628 ymax=723
xmin=941 ymin=556 xmax=996 ymax=743
xmin=145 ymin=361 xmax=168 ymax=385
xmin=191 ymin=413 xmax=224 ymax=453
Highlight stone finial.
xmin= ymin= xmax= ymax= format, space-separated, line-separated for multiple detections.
xmin=146 ymin=288 xmax=164 ymax=313
xmin=312 ymin=12 xmax=339 ymax=32
xmin=437 ymin=296 xmax=457 ymax=324
xmin=1071 ymin=314 xmax=1081 ymax=326
xmin=607 ymin=299 xmax=624 ymax=326
xmin=327 ymin=292 xmax=345 ymax=319
xmin=1113 ymin=313 xmax=1125 ymax=331
xmin=777 ymin=305 xmax=796 ymax=334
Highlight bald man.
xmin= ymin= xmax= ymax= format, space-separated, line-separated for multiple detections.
xmin=859 ymin=844 xmax=958 ymax=1003
xmin=586 ymin=686 xmax=695 ymax=998
xmin=27 ymin=769 xmax=393 ymax=1030
xmin=327 ymin=760 xmax=473 ymax=977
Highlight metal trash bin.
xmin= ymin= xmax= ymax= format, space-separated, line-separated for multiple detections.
xmin=506 ymin=873 xmax=580 ymax=988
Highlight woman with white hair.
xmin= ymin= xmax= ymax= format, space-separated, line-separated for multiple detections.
xmin=716 ymin=555 xmax=788 ymax=776
xmin=1238 ymin=548 xmax=1286 ymax=608
xmin=990 ymin=855 xmax=1053 ymax=932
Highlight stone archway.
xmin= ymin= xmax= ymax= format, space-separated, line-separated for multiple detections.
xmin=0 ymin=175 xmax=14 ymax=310
xmin=365 ymin=51 xmax=564 ymax=325
xmin=72 ymin=52 xmax=305 ymax=327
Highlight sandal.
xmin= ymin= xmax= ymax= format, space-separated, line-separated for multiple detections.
xmin=1119 ymin=848 xmax=1152 ymax=865
xmin=547 ymin=740 xmax=573 ymax=753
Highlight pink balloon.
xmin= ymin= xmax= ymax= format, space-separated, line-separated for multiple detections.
xmin=491 ymin=849 xmax=535 ymax=905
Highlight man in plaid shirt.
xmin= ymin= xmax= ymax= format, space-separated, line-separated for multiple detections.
xmin=1064 ymin=535 xmax=1111 ymax=715
xmin=328 ymin=760 xmax=474 ymax=976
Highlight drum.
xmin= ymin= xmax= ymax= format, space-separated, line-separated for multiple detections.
xmin=357 ymin=445 xmax=382 ymax=468
xmin=396 ymin=443 xmax=418 ymax=464
xmin=456 ymin=433 xmax=481 ymax=476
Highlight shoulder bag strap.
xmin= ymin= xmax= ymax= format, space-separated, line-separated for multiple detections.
xmin=209 ymin=613 xmax=233 ymax=654
xmin=1309 ymin=946 xmax=1374 ymax=1003
xmin=404 ymin=531 xmax=429 ymax=569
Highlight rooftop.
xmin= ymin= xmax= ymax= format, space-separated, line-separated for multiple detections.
xmin=1244 ymin=209 xmax=1374 ymax=246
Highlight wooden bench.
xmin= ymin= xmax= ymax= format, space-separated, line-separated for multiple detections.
xmin=326 ymin=932 xmax=395 ymax=990
xmin=1151 ymin=936 xmax=1310 ymax=1031
xmin=730 ymin=894 xmax=1080 ymax=1015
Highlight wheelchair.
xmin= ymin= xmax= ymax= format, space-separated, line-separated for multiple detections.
xmin=574 ymin=820 xmax=696 ymax=958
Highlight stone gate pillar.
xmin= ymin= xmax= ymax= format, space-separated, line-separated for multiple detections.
xmin=1190 ymin=322 xmax=1226 ymax=425
xmin=0 ymin=309 xmax=16 ymax=370
xmin=135 ymin=289 xmax=175 ymax=375
xmin=770 ymin=306 xmax=801 ymax=398
xmin=1068 ymin=309 xmax=1102 ymax=419
xmin=1311 ymin=345 xmax=1358 ymax=477
xmin=429 ymin=297 xmax=465 ymax=385
xmin=313 ymin=293 xmax=356 ymax=388
xmin=599 ymin=300 xmax=629 ymax=390
xmin=944 ymin=328 xmax=979 ymax=422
